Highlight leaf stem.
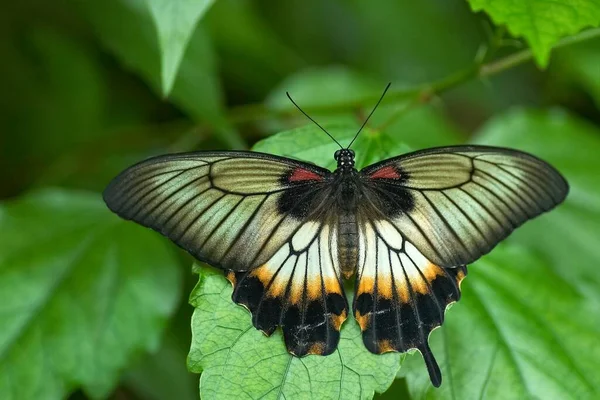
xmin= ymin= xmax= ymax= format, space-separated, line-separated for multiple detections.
xmin=227 ymin=27 xmax=600 ymax=125
xmin=480 ymin=27 xmax=600 ymax=77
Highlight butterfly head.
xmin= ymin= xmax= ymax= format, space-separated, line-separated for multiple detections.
xmin=334 ymin=149 xmax=355 ymax=171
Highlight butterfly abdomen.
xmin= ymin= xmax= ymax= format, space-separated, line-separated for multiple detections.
xmin=338 ymin=212 xmax=358 ymax=278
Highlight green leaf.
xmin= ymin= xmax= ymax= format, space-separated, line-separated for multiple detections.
xmin=0 ymin=24 xmax=108 ymax=196
xmin=75 ymin=0 xmax=244 ymax=148
xmin=468 ymin=0 xmax=600 ymax=66
xmin=205 ymin=0 xmax=304 ymax=97
xmin=473 ymin=109 xmax=600 ymax=300
xmin=144 ymin=0 xmax=216 ymax=96
xmin=0 ymin=190 xmax=182 ymax=399
xmin=187 ymin=267 xmax=402 ymax=400
xmin=404 ymin=244 xmax=600 ymax=399
xmin=265 ymin=66 xmax=382 ymax=111
xmin=555 ymin=38 xmax=600 ymax=108
xmin=348 ymin=1 xmax=484 ymax=82
xmin=262 ymin=66 xmax=384 ymax=138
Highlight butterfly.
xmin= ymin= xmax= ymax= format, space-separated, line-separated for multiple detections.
xmin=103 ymin=85 xmax=568 ymax=387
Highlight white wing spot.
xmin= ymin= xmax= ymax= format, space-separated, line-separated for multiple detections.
xmin=374 ymin=219 xmax=403 ymax=250
xmin=291 ymin=221 xmax=320 ymax=251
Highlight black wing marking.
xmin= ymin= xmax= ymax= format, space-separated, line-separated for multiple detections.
xmin=353 ymin=216 xmax=467 ymax=387
xmin=103 ymin=151 xmax=332 ymax=271
xmin=360 ymin=145 xmax=568 ymax=268
xmin=227 ymin=218 xmax=348 ymax=356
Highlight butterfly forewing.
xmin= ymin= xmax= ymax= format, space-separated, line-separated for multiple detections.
xmin=360 ymin=145 xmax=569 ymax=268
xmin=103 ymin=151 xmax=332 ymax=271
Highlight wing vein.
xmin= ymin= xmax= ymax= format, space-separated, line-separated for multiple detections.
xmin=439 ymin=190 xmax=492 ymax=247
xmin=420 ymin=190 xmax=471 ymax=255
xmin=175 ymin=193 xmax=227 ymax=242
xmin=218 ymin=195 xmax=269 ymax=263
xmin=197 ymin=196 xmax=246 ymax=250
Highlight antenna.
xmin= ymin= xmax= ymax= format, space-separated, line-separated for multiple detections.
xmin=286 ymin=92 xmax=344 ymax=149
xmin=346 ymin=82 xmax=391 ymax=149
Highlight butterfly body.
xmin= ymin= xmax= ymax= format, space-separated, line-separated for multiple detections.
xmin=104 ymin=144 xmax=568 ymax=388
xmin=337 ymin=211 xmax=359 ymax=278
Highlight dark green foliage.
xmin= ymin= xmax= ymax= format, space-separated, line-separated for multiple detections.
xmin=1 ymin=0 xmax=600 ymax=399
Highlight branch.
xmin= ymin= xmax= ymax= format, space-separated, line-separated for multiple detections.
xmin=479 ymin=27 xmax=600 ymax=77
xmin=226 ymin=27 xmax=600 ymax=125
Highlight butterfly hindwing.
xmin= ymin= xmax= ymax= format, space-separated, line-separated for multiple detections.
xmin=226 ymin=219 xmax=348 ymax=356
xmin=103 ymin=151 xmax=331 ymax=272
xmin=353 ymin=216 xmax=467 ymax=387
xmin=360 ymin=145 xmax=569 ymax=268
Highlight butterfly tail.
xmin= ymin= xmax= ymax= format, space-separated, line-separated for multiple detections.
xmin=419 ymin=343 xmax=442 ymax=387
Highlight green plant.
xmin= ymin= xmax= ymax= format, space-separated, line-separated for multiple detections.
xmin=1 ymin=0 xmax=599 ymax=399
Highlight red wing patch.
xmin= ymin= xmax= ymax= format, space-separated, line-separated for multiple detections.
xmin=369 ymin=165 xmax=401 ymax=179
xmin=289 ymin=167 xmax=324 ymax=182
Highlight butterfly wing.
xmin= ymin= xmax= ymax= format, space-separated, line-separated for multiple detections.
xmin=353 ymin=214 xmax=466 ymax=387
xmin=359 ymin=145 xmax=569 ymax=268
xmin=104 ymin=151 xmax=329 ymax=271
xmin=353 ymin=145 xmax=568 ymax=386
xmin=227 ymin=216 xmax=347 ymax=356
xmin=103 ymin=151 xmax=348 ymax=355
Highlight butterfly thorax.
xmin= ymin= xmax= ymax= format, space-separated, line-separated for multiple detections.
xmin=334 ymin=148 xmax=355 ymax=173
xmin=332 ymin=149 xmax=360 ymax=210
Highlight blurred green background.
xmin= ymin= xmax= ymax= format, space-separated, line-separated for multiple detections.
xmin=1 ymin=0 xmax=600 ymax=399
